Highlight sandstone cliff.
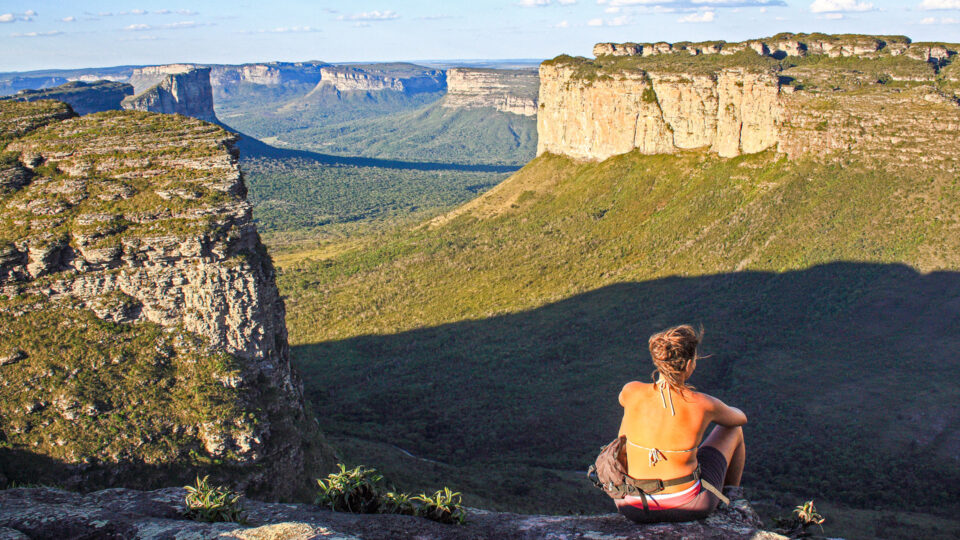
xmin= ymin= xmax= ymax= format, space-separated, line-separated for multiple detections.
xmin=0 ymin=486 xmax=786 ymax=540
xmin=209 ymin=62 xmax=327 ymax=100
xmin=540 ymin=34 xmax=960 ymax=163
xmin=309 ymin=64 xmax=445 ymax=96
xmin=1 ymin=80 xmax=134 ymax=115
xmin=442 ymin=68 xmax=539 ymax=116
xmin=0 ymin=101 xmax=331 ymax=499
xmin=122 ymin=66 xmax=217 ymax=123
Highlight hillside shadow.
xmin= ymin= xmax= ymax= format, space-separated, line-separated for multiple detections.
xmin=293 ymin=261 xmax=960 ymax=514
xmin=232 ymin=130 xmax=521 ymax=173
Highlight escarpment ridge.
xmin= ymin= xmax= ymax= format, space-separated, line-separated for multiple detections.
xmin=0 ymin=100 xmax=332 ymax=499
xmin=122 ymin=66 xmax=218 ymax=123
xmin=540 ymin=33 xmax=960 ymax=163
xmin=442 ymin=68 xmax=539 ymax=116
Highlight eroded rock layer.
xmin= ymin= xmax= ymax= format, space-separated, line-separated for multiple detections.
xmin=122 ymin=66 xmax=217 ymax=123
xmin=442 ymin=68 xmax=539 ymax=116
xmin=0 ymin=101 xmax=329 ymax=499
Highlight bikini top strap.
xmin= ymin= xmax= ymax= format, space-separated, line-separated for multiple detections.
xmin=656 ymin=377 xmax=676 ymax=416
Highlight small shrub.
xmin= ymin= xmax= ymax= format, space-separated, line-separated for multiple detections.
xmin=315 ymin=464 xmax=467 ymax=524
xmin=413 ymin=487 xmax=467 ymax=525
xmin=774 ymin=499 xmax=825 ymax=537
xmin=183 ymin=475 xmax=247 ymax=524
xmin=381 ymin=490 xmax=418 ymax=516
xmin=315 ymin=463 xmax=383 ymax=514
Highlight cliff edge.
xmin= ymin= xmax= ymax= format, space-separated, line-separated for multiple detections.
xmin=0 ymin=486 xmax=786 ymax=540
xmin=0 ymin=100 xmax=331 ymax=499
xmin=122 ymin=66 xmax=218 ymax=123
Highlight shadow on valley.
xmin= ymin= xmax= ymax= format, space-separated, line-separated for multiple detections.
xmin=233 ymin=131 xmax=521 ymax=173
xmin=293 ymin=262 xmax=960 ymax=519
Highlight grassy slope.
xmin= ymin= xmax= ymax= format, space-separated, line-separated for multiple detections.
xmin=298 ymin=102 xmax=537 ymax=166
xmin=278 ymin=150 xmax=960 ymax=539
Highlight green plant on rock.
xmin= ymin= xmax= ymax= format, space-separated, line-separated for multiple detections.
xmin=774 ymin=499 xmax=825 ymax=537
xmin=183 ymin=475 xmax=247 ymax=524
xmin=412 ymin=487 xmax=467 ymax=525
xmin=315 ymin=463 xmax=383 ymax=514
xmin=381 ymin=490 xmax=418 ymax=516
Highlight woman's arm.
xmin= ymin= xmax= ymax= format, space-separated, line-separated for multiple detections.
xmin=705 ymin=394 xmax=748 ymax=427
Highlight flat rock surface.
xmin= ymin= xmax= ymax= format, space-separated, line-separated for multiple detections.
xmin=0 ymin=486 xmax=786 ymax=539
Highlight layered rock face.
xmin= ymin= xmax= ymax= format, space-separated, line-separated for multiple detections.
xmin=0 ymin=101 xmax=327 ymax=499
xmin=541 ymin=33 xmax=960 ymax=163
xmin=537 ymin=64 xmax=780 ymax=160
xmin=122 ymin=66 xmax=217 ymax=123
xmin=312 ymin=64 xmax=445 ymax=94
xmin=441 ymin=68 xmax=539 ymax=116
xmin=1 ymin=80 xmax=134 ymax=115
xmin=593 ymin=33 xmax=954 ymax=64
xmin=209 ymin=62 xmax=326 ymax=91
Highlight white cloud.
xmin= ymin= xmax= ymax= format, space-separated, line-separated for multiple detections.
xmin=125 ymin=23 xmax=151 ymax=30
xmin=519 ymin=0 xmax=552 ymax=5
xmin=12 ymin=30 xmax=62 ymax=37
xmin=820 ymin=12 xmax=844 ymax=18
xmin=24 ymin=10 xmax=36 ymax=16
xmin=919 ymin=0 xmax=960 ymax=9
xmin=554 ymin=19 xmax=570 ymax=27
xmin=558 ymin=0 xmax=578 ymax=4
xmin=0 ymin=13 xmax=14 ymax=23
xmin=607 ymin=15 xmax=630 ymax=24
xmin=340 ymin=10 xmax=399 ymax=20
xmin=62 ymin=16 xmax=76 ymax=22
xmin=130 ymin=9 xmax=147 ymax=15
xmin=266 ymin=26 xmax=319 ymax=33
xmin=809 ymin=0 xmax=874 ymax=13
xmin=921 ymin=15 xmax=960 ymax=22
xmin=678 ymin=10 xmax=716 ymax=22
xmin=602 ymin=0 xmax=783 ymax=6
xmin=587 ymin=17 xmax=604 ymax=25
xmin=155 ymin=9 xmax=171 ymax=14
xmin=606 ymin=6 xmax=622 ymax=12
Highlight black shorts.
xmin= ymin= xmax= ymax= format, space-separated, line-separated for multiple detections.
xmin=615 ymin=445 xmax=728 ymax=524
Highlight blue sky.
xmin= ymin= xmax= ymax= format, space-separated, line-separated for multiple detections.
xmin=3 ymin=1 xmax=960 ymax=72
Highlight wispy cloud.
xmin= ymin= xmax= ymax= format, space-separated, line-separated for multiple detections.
xmin=809 ymin=0 xmax=875 ymax=13
xmin=919 ymin=0 xmax=960 ymax=9
xmin=819 ymin=12 xmax=845 ymax=18
xmin=260 ymin=26 xmax=320 ymax=33
xmin=598 ymin=0 xmax=784 ymax=7
xmin=62 ymin=16 xmax=76 ymax=22
xmin=125 ymin=21 xmax=209 ymax=31
xmin=921 ymin=15 xmax=960 ymax=22
xmin=0 ymin=14 xmax=14 ymax=23
xmin=340 ymin=10 xmax=400 ymax=21
xmin=554 ymin=19 xmax=570 ymax=27
xmin=12 ymin=30 xmax=63 ymax=37
xmin=519 ymin=0 xmax=552 ymax=5
xmin=678 ymin=10 xmax=716 ymax=22
xmin=587 ymin=17 xmax=603 ymax=25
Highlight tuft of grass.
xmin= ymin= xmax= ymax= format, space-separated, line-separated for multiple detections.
xmin=774 ymin=499 xmax=825 ymax=537
xmin=315 ymin=463 xmax=467 ymax=524
xmin=413 ymin=487 xmax=467 ymax=525
xmin=183 ymin=476 xmax=247 ymax=524
xmin=315 ymin=463 xmax=384 ymax=514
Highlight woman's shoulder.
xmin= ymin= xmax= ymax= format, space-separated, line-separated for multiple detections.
xmin=618 ymin=380 xmax=649 ymax=405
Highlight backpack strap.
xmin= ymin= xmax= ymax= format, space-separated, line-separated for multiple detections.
xmin=699 ymin=478 xmax=730 ymax=506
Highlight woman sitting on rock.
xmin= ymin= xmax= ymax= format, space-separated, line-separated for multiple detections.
xmin=615 ymin=324 xmax=746 ymax=523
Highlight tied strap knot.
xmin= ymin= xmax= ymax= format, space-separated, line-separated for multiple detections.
xmin=648 ymin=447 xmax=667 ymax=467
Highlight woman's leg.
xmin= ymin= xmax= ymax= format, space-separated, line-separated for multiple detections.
xmin=702 ymin=425 xmax=745 ymax=486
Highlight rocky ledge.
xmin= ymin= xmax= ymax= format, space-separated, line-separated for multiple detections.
xmin=0 ymin=486 xmax=786 ymax=540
